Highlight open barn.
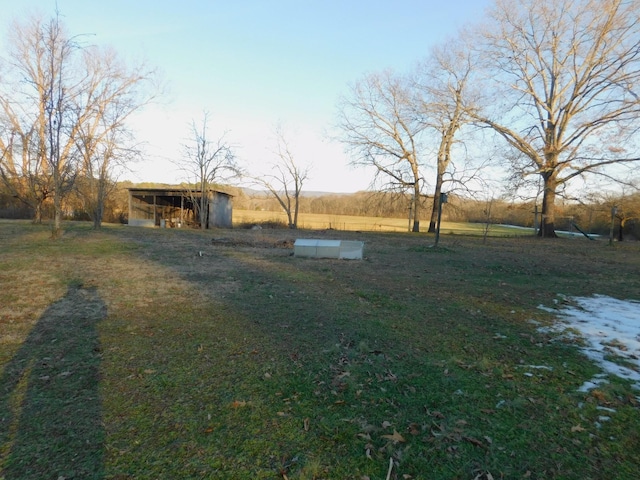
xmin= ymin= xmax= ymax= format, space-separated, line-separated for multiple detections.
xmin=127 ymin=188 xmax=232 ymax=228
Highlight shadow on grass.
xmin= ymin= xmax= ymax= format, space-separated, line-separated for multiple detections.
xmin=0 ymin=283 xmax=106 ymax=480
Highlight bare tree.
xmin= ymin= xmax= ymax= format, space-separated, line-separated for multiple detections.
xmin=74 ymin=46 xmax=153 ymax=228
xmin=251 ymin=126 xmax=310 ymax=229
xmin=75 ymin=127 xmax=138 ymax=229
xmin=337 ymin=70 xmax=425 ymax=231
xmin=414 ymin=39 xmax=477 ymax=232
xmin=0 ymin=13 xmax=157 ymax=236
xmin=472 ymin=0 xmax=640 ymax=237
xmin=594 ymin=187 xmax=640 ymax=241
xmin=179 ymin=112 xmax=237 ymax=229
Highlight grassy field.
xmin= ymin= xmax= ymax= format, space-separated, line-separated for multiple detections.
xmin=1 ymin=219 xmax=639 ymax=479
xmin=233 ymin=209 xmax=535 ymax=236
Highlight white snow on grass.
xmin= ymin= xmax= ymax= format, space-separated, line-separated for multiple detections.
xmin=539 ymin=294 xmax=640 ymax=392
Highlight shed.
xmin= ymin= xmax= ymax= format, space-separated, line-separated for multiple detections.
xmin=128 ymin=188 xmax=232 ymax=228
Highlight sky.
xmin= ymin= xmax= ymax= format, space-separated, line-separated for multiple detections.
xmin=0 ymin=0 xmax=492 ymax=193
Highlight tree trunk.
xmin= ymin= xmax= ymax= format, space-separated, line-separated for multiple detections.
xmin=411 ymin=180 xmax=420 ymax=232
xmin=52 ymin=193 xmax=62 ymax=238
xmin=292 ymin=193 xmax=299 ymax=229
xmin=93 ymin=197 xmax=104 ymax=229
xmin=199 ymin=195 xmax=207 ymax=230
xmin=33 ymin=203 xmax=43 ymax=224
xmin=428 ymin=174 xmax=444 ymax=233
xmin=539 ymin=172 xmax=558 ymax=238
xmin=92 ymin=179 xmax=106 ymax=229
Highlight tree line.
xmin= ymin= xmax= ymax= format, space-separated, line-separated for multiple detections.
xmin=237 ymin=188 xmax=640 ymax=239
xmin=1 ymin=177 xmax=638 ymax=239
xmin=0 ymin=13 xmax=157 ymax=236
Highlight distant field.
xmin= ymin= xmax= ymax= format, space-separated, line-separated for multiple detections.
xmin=233 ymin=209 xmax=535 ymax=236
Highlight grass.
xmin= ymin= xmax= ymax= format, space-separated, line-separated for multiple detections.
xmin=233 ymin=209 xmax=536 ymax=236
xmin=1 ymin=219 xmax=640 ymax=479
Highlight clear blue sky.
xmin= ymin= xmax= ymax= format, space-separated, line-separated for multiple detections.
xmin=1 ymin=0 xmax=491 ymax=192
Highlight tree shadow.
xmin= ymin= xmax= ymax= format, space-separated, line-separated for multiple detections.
xmin=0 ymin=283 xmax=107 ymax=479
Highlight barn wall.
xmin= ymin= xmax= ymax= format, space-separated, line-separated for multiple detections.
xmin=208 ymin=192 xmax=232 ymax=228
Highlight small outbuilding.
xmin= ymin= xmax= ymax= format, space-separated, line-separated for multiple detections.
xmin=127 ymin=188 xmax=232 ymax=228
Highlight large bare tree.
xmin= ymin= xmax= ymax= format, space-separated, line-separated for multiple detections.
xmin=414 ymin=39 xmax=476 ymax=232
xmin=472 ymin=0 xmax=640 ymax=237
xmin=74 ymin=46 xmax=153 ymax=229
xmin=179 ymin=112 xmax=237 ymax=229
xmin=0 ymin=14 xmax=156 ymax=236
xmin=337 ymin=70 xmax=425 ymax=232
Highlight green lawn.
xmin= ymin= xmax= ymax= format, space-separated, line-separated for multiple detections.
xmin=1 ymin=220 xmax=639 ymax=479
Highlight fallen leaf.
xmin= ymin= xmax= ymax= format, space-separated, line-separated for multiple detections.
xmin=143 ymin=369 xmax=155 ymax=374
xmin=571 ymin=424 xmax=586 ymax=432
xmin=365 ymin=446 xmax=373 ymax=460
xmin=381 ymin=429 xmax=405 ymax=443
xmin=408 ymin=423 xmax=421 ymax=435
xmin=463 ymin=436 xmax=486 ymax=448
xmin=231 ymin=400 xmax=247 ymax=408
xmin=382 ymin=420 xmax=393 ymax=428
xmin=303 ymin=418 xmax=310 ymax=431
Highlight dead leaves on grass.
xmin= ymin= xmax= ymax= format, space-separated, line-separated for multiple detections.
xmin=356 ymin=409 xmax=498 ymax=466
xmin=381 ymin=429 xmax=406 ymax=444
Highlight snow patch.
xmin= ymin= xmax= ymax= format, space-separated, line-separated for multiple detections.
xmin=540 ymin=295 xmax=640 ymax=391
